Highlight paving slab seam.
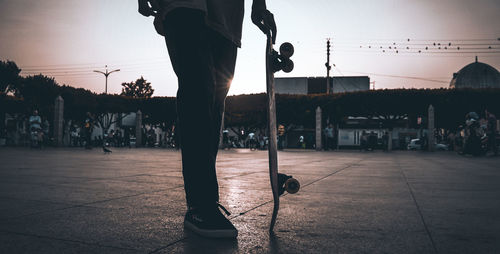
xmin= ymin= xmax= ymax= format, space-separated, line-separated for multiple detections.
xmin=0 ymin=185 xmax=184 ymax=222
xmin=422 ymin=154 xmax=497 ymax=174
xmin=0 ymin=173 xmax=157 ymax=187
xmin=230 ymin=158 xmax=366 ymax=219
xmin=148 ymin=237 xmax=186 ymax=254
xmin=136 ymin=173 xmax=183 ymax=178
xmin=107 ymin=173 xmax=176 ymax=182
xmin=396 ymin=157 xmax=438 ymax=254
xmin=0 ymin=179 xmax=85 ymax=188
xmin=221 ymin=171 xmax=259 ymax=180
xmin=0 ymin=196 xmax=74 ymax=206
xmin=146 ymin=159 xmax=365 ymax=252
xmin=1 ymin=230 xmax=142 ymax=252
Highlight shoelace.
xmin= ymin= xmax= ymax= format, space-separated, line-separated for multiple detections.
xmin=217 ymin=202 xmax=231 ymax=216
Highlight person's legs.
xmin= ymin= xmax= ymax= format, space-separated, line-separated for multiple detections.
xmin=163 ymin=9 xmax=219 ymax=208
xmin=163 ymin=8 xmax=237 ymax=238
xmin=209 ymin=32 xmax=237 ymax=163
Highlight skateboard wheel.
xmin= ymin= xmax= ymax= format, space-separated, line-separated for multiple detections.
xmin=281 ymin=59 xmax=294 ymax=73
xmin=279 ymin=42 xmax=294 ymax=58
xmin=285 ymin=178 xmax=300 ymax=194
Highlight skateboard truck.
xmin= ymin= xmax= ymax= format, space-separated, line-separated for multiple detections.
xmin=269 ymin=42 xmax=295 ymax=73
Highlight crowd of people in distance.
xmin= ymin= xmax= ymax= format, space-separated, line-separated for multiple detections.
xmin=221 ymin=129 xmax=269 ymax=150
xmin=451 ymin=110 xmax=498 ymax=156
xmin=8 ymin=108 xmax=499 ymax=157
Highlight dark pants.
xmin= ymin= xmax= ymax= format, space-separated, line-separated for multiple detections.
xmin=325 ymin=137 xmax=334 ymax=150
xmin=163 ymin=9 xmax=237 ymax=208
xmin=488 ymin=133 xmax=498 ymax=155
xmin=84 ymin=129 xmax=92 ymax=149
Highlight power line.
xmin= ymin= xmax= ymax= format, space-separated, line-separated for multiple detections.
xmin=20 ymin=64 xmax=170 ymax=76
xmin=20 ymin=57 xmax=168 ymax=69
xmin=331 ymin=66 xmax=364 ymax=91
xmin=21 ymin=60 xmax=169 ymax=72
xmin=331 ymin=50 xmax=500 ymax=55
xmin=342 ymin=70 xmax=449 ymax=83
xmin=323 ymin=36 xmax=500 ymax=57
xmin=329 ymin=37 xmax=499 ymax=43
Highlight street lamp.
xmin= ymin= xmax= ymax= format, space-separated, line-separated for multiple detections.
xmin=93 ymin=65 xmax=120 ymax=94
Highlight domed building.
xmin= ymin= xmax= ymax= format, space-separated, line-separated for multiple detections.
xmin=450 ymin=57 xmax=500 ymax=88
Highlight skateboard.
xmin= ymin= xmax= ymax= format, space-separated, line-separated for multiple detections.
xmin=265 ymin=33 xmax=300 ymax=232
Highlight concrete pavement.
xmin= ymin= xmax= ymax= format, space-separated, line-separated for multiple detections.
xmin=0 ymin=147 xmax=499 ymax=253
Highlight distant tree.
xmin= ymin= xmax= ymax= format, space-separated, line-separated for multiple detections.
xmin=15 ymin=74 xmax=61 ymax=119
xmin=121 ymin=77 xmax=154 ymax=98
xmin=0 ymin=60 xmax=21 ymax=96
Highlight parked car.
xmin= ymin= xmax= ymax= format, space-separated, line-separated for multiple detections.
xmin=407 ymin=138 xmax=448 ymax=151
xmin=407 ymin=139 xmax=421 ymax=150
xmin=435 ymin=143 xmax=449 ymax=151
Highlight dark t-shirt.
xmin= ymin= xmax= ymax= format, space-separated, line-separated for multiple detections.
xmin=155 ymin=0 xmax=244 ymax=47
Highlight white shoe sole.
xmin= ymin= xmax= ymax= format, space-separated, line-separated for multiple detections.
xmin=184 ymin=220 xmax=238 ymax=238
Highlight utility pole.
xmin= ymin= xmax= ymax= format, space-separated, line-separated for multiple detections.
xmin=325 ymin=38 xmax=332 ymax=94
xmin=370 ymin=81 xmax=376 ymax=90
xmin=93 ymin=65 xmax=120 ymax=94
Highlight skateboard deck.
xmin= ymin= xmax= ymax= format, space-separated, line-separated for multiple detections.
xmin=265 ymin=34 xmax=300 ymax=232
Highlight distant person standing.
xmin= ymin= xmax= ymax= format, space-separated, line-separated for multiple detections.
xmin=278 ymin=124 xmax=285 ymax=150
xmin=360 ymin=131 xmax=368 ymax=151
xmin=42 ymin=119 xmax=50 ymax=145
xmin=368 ymin=131 xmax=377 ymax=151
xmin=124 ymin=128 xmax=131 ymax=148
xmin=447 ymin=131 xmax=456 ymax=151
xmin=29 ymin=109 xmax=43 ymax=148
xmin=299 ymin=135 xmax=305 ymax=149
xmin=421 ymin=133 xmax=428 ymax=151
xmin=138 ymin=0 xmax=277 ymax=238
xmin=83 ymin=112 xmax=94 ymax=149
xmin=29 ymin=110 xmax=42 ymax=130
xmin=324 ymin=124 xmax=334 ymax=150
xmin=258 ymin=132 xmax=265 ymax=149
xmin=29 ymin=110 xmax=42 ymax=133
xmin=70 ymin=125 xmax=78 ymax=147
xmin=248 ymin=131 xmax=257 ymax=150
xmin=485 ymin=110 xmax=498 ymax=156
xmin=382 ymin=132 xmax=389 ymax=151
xmin=222 ymin=129 xmax=229 ymax=149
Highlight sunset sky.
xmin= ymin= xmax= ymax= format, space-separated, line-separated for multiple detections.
xmin=1 ymin=0 xmax=499 ymax=96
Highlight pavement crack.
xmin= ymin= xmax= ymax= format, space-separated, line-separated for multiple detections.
xmin=148 ymin=237 xmax=186 ymax=254
xmin=0 ymin=186 xmax=184 ymax=221
xmin=229 ymin=159 xmax=364 ymax=220
xmin=396 ymin=157 xmax=438 ymax=254
xmin=0 ymin=230 xmax=141 ymax=252
xmin=299 ymin=159 xmax=365 ymax=189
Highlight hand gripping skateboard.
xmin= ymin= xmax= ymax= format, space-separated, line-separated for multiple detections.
xmin=265 ymin=33 xmax=300 ymax=232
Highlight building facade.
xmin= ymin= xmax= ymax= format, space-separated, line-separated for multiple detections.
xmin=450 ymin=57 xmax=500 ymax=89
xmin=275 ymin=76 xmax=370 ymax=95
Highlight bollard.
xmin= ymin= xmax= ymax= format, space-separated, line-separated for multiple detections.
xmin=53 ymin=96 xmax=64 ymax=146
xmin=428 ymin=105 xmax=435 ymax=152
xmin=315 ymin=106 xmax=322 ymax=151
xmin=136 ymin=110 xmax=142 ymax=147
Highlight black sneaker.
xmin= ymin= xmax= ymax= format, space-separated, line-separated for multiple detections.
xmin=184 ymin=203 xmax=238 ymax=238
